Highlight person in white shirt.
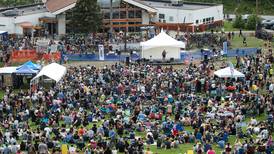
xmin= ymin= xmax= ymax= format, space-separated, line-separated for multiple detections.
xmin=69 ymin=145 xmax=76 ymax=154
xmin=269 ymin=83 xmax=273 ymax=93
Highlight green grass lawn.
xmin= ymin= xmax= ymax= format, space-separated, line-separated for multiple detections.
xmin=224 ymin=21 xmax=240 ymax=32
xmin=230 ymin=36 xmax=265 ymax=49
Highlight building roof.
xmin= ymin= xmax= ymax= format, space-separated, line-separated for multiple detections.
xmin=141 ymin=0 xmax=220 ymax=10
xmin=46 ymin=0 xmax=77 ymax=14
xmin=123 ymin=0 xmax=157 ymax=13
xmin=0 ymin=4 xmax=47 ymax=17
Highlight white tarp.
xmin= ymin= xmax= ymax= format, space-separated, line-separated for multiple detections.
xmin=140 ymin=30 xmax=185 ymax=60
xmin=214 ymin=67 xmax=245 ymax=78
xmin=0 ymin=67 xmax=17 ymax=74
xmin=31 ymin=63 xmax=67 ymax=83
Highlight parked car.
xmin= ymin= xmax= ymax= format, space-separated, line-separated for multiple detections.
xmin=263 ymin=20 xmax=274 ymax=29
xmin=271 ymin=25 xmax=274 ymax=30
xmin=255 ymin=29 xmax=273 ymax=40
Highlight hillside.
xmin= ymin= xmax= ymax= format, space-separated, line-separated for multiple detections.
xmin=185 ymin=0 xmax=274 ymax=15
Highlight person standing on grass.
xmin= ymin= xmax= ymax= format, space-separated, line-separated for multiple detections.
xmin=232 ymin=31 xmax=235 ymax=39
xmin=239 ymin=28 xmax=243 ymax=37
xmin=243 ymin=36 xmax=247 ymax=47
xmin=207 ymin=147 xmax=216 ymax=154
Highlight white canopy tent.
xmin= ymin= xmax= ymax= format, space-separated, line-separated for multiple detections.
xmin=31 ymin=63 xmax=67 ymax=84
xmin=214 ymin=67 xmax=245 ymax=78
xmin=140 ymin=30 xmax=185 ymax=60
xmin=0 ymin=67 xmax=17 ymax=74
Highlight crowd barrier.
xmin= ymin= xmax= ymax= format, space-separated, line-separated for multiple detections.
xmin=11 ymin=48 xmax=257 ymax=63
xmin=64 ymin=53 xmax=140 ymax=61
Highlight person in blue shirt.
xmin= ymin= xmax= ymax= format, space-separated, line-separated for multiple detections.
xmin=109 ymin=128 xmax=116 ymax=140
xmin=196 ymin=131 xmax=202 ymax=141
xmin=217 ymin=140 xmax=225 ymax=149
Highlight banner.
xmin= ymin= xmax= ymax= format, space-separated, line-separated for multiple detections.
xmin=98 ymin=44 xmax=104 ymax=61
xmin=223 ymin=41 xmax=228 ymax=55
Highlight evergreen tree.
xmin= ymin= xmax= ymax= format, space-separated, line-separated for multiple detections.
xmin=68 ymin=0 xmax=102 ymax=34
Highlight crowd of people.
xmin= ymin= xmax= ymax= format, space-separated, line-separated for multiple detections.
xmin=0 ymin=39 xmax=272 ymax=154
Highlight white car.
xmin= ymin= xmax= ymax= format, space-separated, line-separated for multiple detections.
xmin=263 ymin=20 xmax=274 ymax=29
xmin=262 ymin=20 xmax=271 ymax=25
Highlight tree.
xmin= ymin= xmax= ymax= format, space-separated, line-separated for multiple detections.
xmin=68 ymin=0 xmax=102 ymax=34
xmin=245 ymin=14 xmax=260 ymax=30
xmin=233 ymin=14 xmax=245 ymax=29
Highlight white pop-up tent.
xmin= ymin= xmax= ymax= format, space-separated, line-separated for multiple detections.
xmin=140 ymin=30 xmax=185 ymax=60
xmin=214 ymin=67 xmax=245 ymax=78
xmin=0 ymin=67 xmax=17 ymax=74
xmin=31 ymin=63 xmax=67 ymax=84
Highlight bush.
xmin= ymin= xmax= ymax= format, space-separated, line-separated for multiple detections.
xmin=233 ymin=15 xmax=245 ymax=29
xmin=245 ymin=14 xmax=260 ymax=30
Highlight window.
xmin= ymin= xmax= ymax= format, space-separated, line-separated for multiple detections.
xmin=206 ymin=18 xmax=210 ymax=24
xmin=128 ymin=11 xmax=135 ymax=18
xmin=120 ymin=11 xmax=126 ymax=19
xmin=104 ymin=12 xmax=110 ymax=19
xmin=196 ymin=20 xmax=199 ymax=24
xmin=159 ymin=13 xmax=165 ymax=19
xmin=113 ymin=12 xmax=119 ymax=19
xmin=169 ymin=16 xmax=174 ymax=22
xmin=136 ymin=10 xmax=142 ymax=18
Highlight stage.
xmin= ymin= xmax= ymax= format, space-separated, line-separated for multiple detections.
xmin=135 ymin=59 xmax=185 ymax=65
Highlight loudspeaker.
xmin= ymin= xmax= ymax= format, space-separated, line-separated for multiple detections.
xmin=126 ymin=57 xmax=130 ymax=66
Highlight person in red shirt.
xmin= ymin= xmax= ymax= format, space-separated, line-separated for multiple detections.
xmin=207 ymin=147 xmax=216 ymax=154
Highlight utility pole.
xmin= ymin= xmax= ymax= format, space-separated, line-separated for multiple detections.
xmin=256 ymin=0 xmax=258 ymax=30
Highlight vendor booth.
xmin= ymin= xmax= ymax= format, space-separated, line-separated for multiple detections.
xmin=13 ymin=64 xmax=39 ymax=88
xmin=214 ymin=67 xmax=245 ymax=78
xmin=140 ymin=30 xmax=185 ymax=60
xmin=16 ymin=61 xmax=41 ymax=70
xmin=0 ymin=31 xmax=8 ymax=41
xmin=0 ymin=61 xmax=40 ymax=88
xmin=31 ymin=63 xmax=67 ymax=88
xmin=0 ymin=67 xmax=17 ymax=87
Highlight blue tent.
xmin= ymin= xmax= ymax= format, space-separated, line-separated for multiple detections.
xmin=15 ymin=65 xmax=38 ymax=75
xmin=16 ymin=61 xmax=41 ymax=70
